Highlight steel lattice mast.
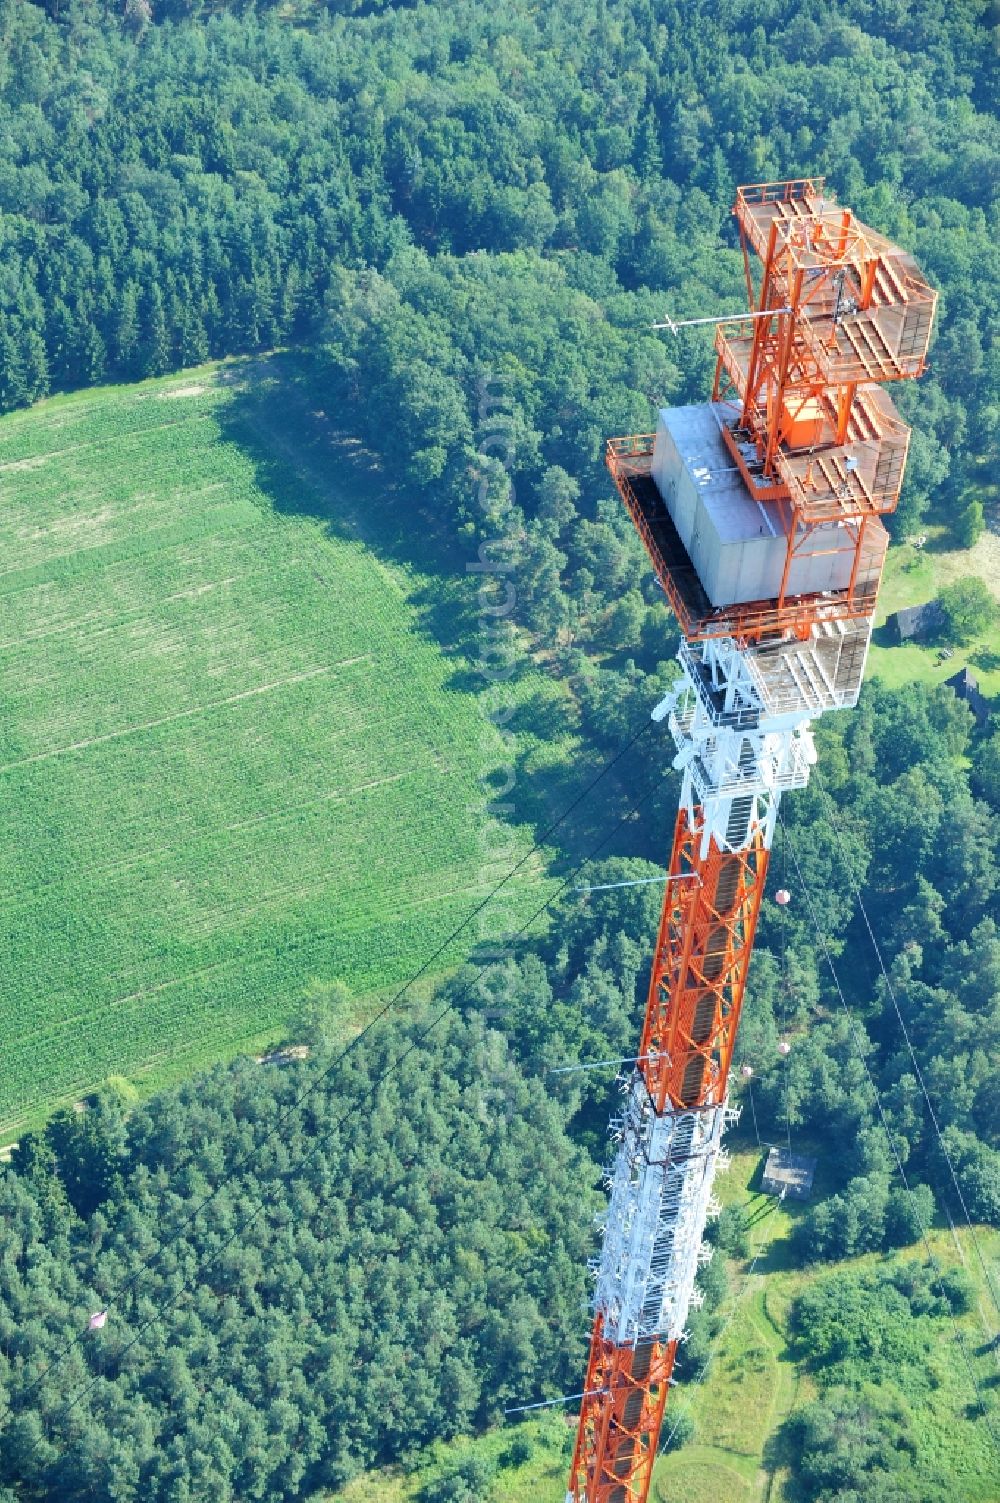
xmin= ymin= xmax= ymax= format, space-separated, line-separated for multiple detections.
xmin=566 ymin=179 xmax=936 ymax=1503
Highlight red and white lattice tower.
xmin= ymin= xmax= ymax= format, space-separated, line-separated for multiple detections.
xmin=566 ymin=179 xmax=936 ymax=1503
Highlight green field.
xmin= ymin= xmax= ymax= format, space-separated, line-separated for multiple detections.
xmin=0 ymin=362 xmax=552 ymax=1134
xmin=332 ymin=1146 xmax=1000 ymax=1503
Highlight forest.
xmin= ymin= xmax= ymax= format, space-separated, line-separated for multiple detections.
xmin=0 ymin=0 xmax=997 ymax=1498
xmin=0 ymin=1026 xmax=596 ymax=1499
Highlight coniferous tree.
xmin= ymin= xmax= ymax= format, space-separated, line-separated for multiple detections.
xmin=139 ymin=284 xmax=171 ymax=378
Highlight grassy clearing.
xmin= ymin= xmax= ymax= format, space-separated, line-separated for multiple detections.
xmin=659 ymin=1145 xmax=1000 ymax=1503
xmin=332 ymin=1416 xmax=574 ymax=1503
xmin=868 ymin=524 xmax=1000 ymax=696
xmin=652 ymin=1145 xmax=813 ymax=1503
xmin=0 ymin=361 xmax=555 ymax=1134
xmin=331 ymin=1145 xmax=1000 ymax=1503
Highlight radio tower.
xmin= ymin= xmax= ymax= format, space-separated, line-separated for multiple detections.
xmin=566 ymin=178 xmax=936 ymax=1503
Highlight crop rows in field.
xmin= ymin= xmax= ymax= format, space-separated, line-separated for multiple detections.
xmin=0 ymin=369 xmax=549 ymax=1131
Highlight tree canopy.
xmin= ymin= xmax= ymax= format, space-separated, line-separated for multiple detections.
xmin=0 ymin=0 xmax=995 ymax=635
xmin=0 ymin=0 xmax=997 ymax=1494
xmin=0 ymin=1020 xmax=595 ymax=1500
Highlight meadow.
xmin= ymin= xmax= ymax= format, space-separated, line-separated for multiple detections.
xmin=332 ymin=1144 xmax=1000 ymax=1503
xmin=867 ymin=521 xmax=1000 ymax=696
xmin=0 ymin=361 xmax=552 ymax=1134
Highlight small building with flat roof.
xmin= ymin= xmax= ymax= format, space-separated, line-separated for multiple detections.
xmin=761 ymin=1146 xmax=817 ymax=1201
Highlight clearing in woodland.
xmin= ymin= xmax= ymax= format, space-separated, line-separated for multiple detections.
xmin=0 ymin=361 xmax=550 ymax=1134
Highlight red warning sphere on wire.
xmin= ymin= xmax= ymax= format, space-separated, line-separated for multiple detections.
xmin=777 ymin=1039 xmax=791 ymax=1056
xmin=775 ymin=888 xmax=791 ymax=906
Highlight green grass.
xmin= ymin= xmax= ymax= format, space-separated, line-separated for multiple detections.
xmin=868 ymin=525 xmax=1000 ymax=696
xmin=329 ymin=1146 xmax=1000 ymax=1503
xmin=0 ymin=361 xmax=554 ymax=1134
xmin=655 ymin=1145 xmax=1000 ymax=1503
xmin=651 ymin=1145 xmax=816 ymax=1503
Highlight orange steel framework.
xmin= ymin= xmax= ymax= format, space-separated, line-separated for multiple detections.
xmin=639 ymin=809 xmax=769 ymax=1118
xmin=568 ymin=1320 xmax=675 ymax=1503
xmin=566 ymin=179 xmax=935 ymax=1503
xmin=602 ymin=177 xmax=935 ymax=647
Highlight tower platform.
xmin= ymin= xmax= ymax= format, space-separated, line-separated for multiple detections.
xmin=606 ymin=431 xmax=884 ymax=643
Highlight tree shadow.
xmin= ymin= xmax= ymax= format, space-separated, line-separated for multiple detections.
xmin=216 ymin=354 xmax=485 ymax=655
xmin=922 ymin=530 xmax=958 ymax=556
xmin=517 ymin=685 xmax=578 ymax=741
xmin=509 ymin=749 xmax=656 ymax=864
xmin=762 ymin=1417 xmax=806 ymax=1503
xmin=212 ymin=354 xmax=643 ymax=861
xmin=756 ymin=1224 xmax=804 ymax=1276
xmin=870 ymin=620 xmax=898 ymax=649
